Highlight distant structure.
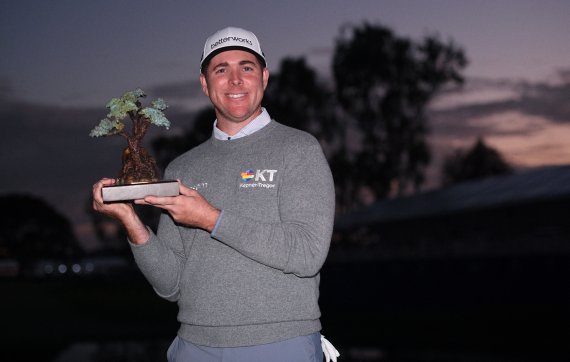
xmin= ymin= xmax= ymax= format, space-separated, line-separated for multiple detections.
xmin=334 ymin=164 xmax=570 ymax=260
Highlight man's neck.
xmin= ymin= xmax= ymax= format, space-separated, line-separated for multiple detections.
xmin=215 ymin=109 xmax=263 ymax=136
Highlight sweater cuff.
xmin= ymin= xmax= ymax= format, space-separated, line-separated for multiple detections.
xmin=211 ymin=209 xmax=224 ymax=237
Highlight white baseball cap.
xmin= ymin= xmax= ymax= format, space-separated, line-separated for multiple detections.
xmin=200 ymin=27 xmax=266 ymax=73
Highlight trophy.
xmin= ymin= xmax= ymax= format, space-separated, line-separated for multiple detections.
xmin=90 ymin=88 xmax=179 ymax=202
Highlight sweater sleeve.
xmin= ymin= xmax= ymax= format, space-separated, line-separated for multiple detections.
xmin=129 ymin=167 xmax=193 ymax=301
xmin=212 ymin=138 xmax=335 ymax=277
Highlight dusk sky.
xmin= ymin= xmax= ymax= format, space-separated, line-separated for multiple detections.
xmin=1 ymin=0 xmax=569 ymax=250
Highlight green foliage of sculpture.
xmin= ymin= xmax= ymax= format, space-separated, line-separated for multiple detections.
xmin=90 ymin=88 xmax=170 ymax=185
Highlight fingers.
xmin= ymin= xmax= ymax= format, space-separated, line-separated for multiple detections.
xmin=141 ymin=195 xmax=174 ymax=206
xmin=92 ymin=178 xmax=115 ymax=194
xmin=139 ymin=180 xmax=192 ymax=205
xmin=93 ymin=178 xmax=115 ymax=189
xmin=92 ymin=178 xmax=115 ymax=203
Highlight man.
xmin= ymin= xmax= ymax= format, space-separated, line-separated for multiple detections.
xmin=92 ymin=26 xmax=338 ymax=362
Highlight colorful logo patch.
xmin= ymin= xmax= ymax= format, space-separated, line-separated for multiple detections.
xmin=241 ymin=170 xmax=255 ymax=182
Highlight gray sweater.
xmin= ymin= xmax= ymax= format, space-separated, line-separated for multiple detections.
xmin=130 ymin=120 xmax=335 ymax=347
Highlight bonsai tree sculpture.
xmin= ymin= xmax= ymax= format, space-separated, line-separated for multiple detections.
xmin=90 ymin=88 xmax=170 ymax=185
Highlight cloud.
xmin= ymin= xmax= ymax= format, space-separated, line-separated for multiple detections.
xmin=518 ymin=81 xmax=570 ymax=123
xmin=0 ymin=100 xmax=118 ymax=207
xmin=427 ymin=71 xmax=570 ymax=171
xmin=147 ymin=80 xmax=204 ymax=101
xmin=432 ymin=72 xmax=570 ymax=125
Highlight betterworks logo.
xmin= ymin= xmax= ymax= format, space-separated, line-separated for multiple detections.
xmin=240 ymin=169 xmax=277 ymax=189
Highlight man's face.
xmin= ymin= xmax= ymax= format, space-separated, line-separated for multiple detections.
xmin=200 ymin=50 xmax=269 ymax=132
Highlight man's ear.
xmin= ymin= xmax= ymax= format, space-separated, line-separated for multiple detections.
xmin=199 ymin=73 xmax=209 ymax=97
xmin=262 ymin=68 xmax=270 ymax=90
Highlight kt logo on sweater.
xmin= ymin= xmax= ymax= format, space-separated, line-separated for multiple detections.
xmin=240 ymin=169 xmax=277 ymax=182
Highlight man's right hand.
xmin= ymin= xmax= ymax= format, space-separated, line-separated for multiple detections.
xmin=92 ymin=178 xmax=134 ymax=219
xmin=92 ymin=178 xmax=150 ymax=245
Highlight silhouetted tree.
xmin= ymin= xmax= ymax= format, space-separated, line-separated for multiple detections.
xmin=0 ymin=194 xmax=82 ymax=263
xmin=333 ymin=23 xmax=467 ymax=204
xmin=264 ymin=58 xmax=339 ymax=144
xmin=442 ymin=137 xmax=513 ymax=186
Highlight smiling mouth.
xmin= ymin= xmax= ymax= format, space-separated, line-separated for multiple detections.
xmin=227 ymin=93 xmax=246 ymax=99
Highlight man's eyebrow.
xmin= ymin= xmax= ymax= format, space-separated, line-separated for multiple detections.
xmin=211 ymin=61 xmax=229 ymax=71
xmin=239 ymin=59 xmax=257 ymax=66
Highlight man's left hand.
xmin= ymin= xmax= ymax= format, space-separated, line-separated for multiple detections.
xmin=135 ymin=180 xmax=220 ymax=232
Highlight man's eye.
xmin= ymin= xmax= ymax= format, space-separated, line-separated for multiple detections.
xmin=215 ymin=68 xmax=226 ymax=74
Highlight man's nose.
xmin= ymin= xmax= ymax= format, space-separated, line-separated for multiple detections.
xmin=229 ymin=70 xmax=243 ymax=85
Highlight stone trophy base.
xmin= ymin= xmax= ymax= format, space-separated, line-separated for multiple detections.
xmin=102 ymin=180 xmax=179 ymax=202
